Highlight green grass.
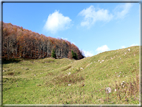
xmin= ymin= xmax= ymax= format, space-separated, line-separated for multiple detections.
xmin=2 ymin=46 xmax=140 ymax=104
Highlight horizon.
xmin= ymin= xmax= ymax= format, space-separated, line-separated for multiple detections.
xmin=3 ymin=3 xmax=140 ymax=57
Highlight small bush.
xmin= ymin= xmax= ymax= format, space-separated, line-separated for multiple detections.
xmin=71 ymin=50 xmax=78 ymax=60
xmin=51 ymin=49 xmax=56 ymax=59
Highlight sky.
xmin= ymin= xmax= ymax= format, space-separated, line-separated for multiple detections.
xmin=3 ymin=2 xmax=140 ymax=57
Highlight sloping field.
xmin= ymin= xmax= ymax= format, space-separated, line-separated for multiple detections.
xmin=2 ymin=46 xmax=140 ymax=104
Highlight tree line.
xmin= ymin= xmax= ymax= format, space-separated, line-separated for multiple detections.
xmin=2 ymin=22 xmax=84 ymax=60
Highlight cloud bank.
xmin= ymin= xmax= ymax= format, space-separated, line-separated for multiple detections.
xmin=44 ymin=11 xmax=71 ymax=34
xmin=79 ymin=5 xmax=113 ymax=28
xmin=114 ymin=3 xmax=132 ymax=19
xmin=130 ymin=43 xmax=138 ymax=46
xmin=96 ymin=45 xmax=110 ymax=53
xmin=121 ymin=46 xmax=126 ymax=48
xmin=83 ymin=50 xmax=94 ymax=57
xmin=79 ymin=3 xmax=132 ymax=28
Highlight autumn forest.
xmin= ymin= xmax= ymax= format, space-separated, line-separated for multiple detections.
xmin=1 ymin=22 xmax=84 ymax=60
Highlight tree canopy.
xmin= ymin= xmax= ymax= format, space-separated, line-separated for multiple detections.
xmin=2 ymin=22 xmax=84 ymax=60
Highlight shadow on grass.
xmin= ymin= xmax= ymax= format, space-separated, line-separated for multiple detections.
xmin=2 ymin=58 xmax=22 ymax=64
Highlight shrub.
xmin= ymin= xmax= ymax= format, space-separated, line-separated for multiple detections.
xmin=71 ymin=50 xmax=78 ymax=60
xmin=51 ymin=49 xmax=56 ymax=58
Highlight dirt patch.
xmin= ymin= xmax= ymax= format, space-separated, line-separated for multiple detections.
xmin=42 ymin=59 xmax=55 ymax=64
xmin=47 ymin=72 xmax=54 ymax=75
xmin=62 ymin=66 xmax=72 ymax=71
xmin=7 ymin=72 xmax=14 ymax=76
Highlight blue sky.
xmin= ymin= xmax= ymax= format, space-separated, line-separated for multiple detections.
xmin=3 ymin=3 xmax=140 ymax=57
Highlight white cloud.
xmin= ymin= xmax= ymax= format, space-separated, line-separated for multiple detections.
xmin=61 ymin=37 xmax=76 ymax=45
xmin=121 ymin=46 xmax=125 ymax=48
xmin=83 ymin=50 xmax=94 ymax=57
xmin=78 ymin=4 xmax=132 ymax=28
xmin=44 ymin=10 xmax=71 ymax=34
xmin=96 ymin=45 xmax=110 ymax=53
xmin=61 ymin=37 xmax=68 ymax=41
xmin=78 ymin=5 xmax=113 ymax=28
xmin=71 ymin=42 xmax=76 ymax=45
xmin=130 ymin=43 xmax=138 ymax=46
xmin=114 ymin=3 xmax=132 ymax=19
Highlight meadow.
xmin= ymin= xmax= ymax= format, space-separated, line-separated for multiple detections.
xmin=2 ymin=46 xmax=140 ymax=105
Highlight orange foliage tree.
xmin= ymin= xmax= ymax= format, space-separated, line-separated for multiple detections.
xmin=2 ymin=22 xmax=84 ymax=60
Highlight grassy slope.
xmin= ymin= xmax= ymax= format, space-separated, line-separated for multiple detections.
xmin=2 ymin=46 xmax=140 ymax=104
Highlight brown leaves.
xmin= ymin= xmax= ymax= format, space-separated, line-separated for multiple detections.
xmin=2 ymin=22 xmax=84 ymax=60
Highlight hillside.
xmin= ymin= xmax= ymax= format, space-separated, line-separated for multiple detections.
xmin=1 ymin=22 xmax=84 ymax=60
xmin=2 ymin=46 xmax=140 ymax=104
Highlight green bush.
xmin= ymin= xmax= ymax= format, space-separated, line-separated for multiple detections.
xmin=71 ymin=50 xmax=78 ymax=60
xmin=51 ymin=49 xmax=56 ymax=58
